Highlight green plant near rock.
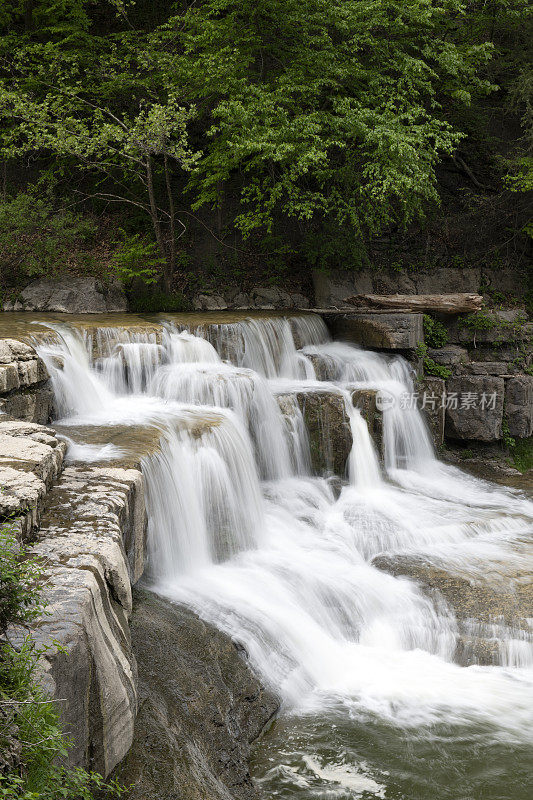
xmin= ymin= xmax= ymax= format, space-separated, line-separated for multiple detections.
xmin=423 ymin=315 xmax=449 ymax=348
xmin=510 ymin=436 xmax=533 ymax=473
xmin=416 ymin=343 xmax=451 ymax=380
xmin=0 ymin=523 xmax=123 ymax=799
xmin=501 ymin=418 xmax=516 ymax=449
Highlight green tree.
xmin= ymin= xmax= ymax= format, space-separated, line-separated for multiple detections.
xmin=169 ymin=0 xmax=495 ymax=265
xmin=0 ymin=0 xmax=198 ymax=291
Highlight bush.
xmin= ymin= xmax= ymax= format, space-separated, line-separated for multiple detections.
xmin=110 ymin=231 xmax=165 ymax=287
xmin=416 ymin=342 xmax=452 ymax=380
xmin=0 ymin=524 xmax=122 ymax=798
xmin=0 ymin=189 xmax=97 ymax=288
xmin=423 ymin=315 xmax=449 ymax=348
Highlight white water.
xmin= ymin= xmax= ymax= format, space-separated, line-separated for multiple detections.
xmin=35 ymin=313 xmax=533 ymax=755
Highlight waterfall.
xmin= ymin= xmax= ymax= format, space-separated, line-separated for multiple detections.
xmin=35 ymin=311 xmax=533 ymax=772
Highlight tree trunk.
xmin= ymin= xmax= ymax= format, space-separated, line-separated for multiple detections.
xmin=163 ymin=154 xmax=176 ymax=290
xmin=343 ymin=293 xmax=483 ymax=314
xmin=146 ymin=155 xmax=171 ymax=292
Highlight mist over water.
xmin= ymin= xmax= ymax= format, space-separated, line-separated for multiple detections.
xmin=35 ymin=313 xmax=533 ymax=799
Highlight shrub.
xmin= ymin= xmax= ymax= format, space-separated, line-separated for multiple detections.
xmin=416 ymin=343 xmax=452 ymax=380
xmin=0 ymin=189 xmax=96 ymax=288
xmin=423 ymin=315 xmax=449 ymax=348
xmin=110 ymin=231 xmax=165 ymax=287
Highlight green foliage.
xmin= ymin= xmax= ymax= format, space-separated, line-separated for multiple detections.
xmin=510 ymin=436 xmax=533 ymax=473
xmin=459 ymin=311 xmax=498 ymax=332
xmin=0 ymin=523 xmax=123 ymax=798
xmin=128 ymin=290 xmax=192 ymax=313
xmin=0 ymin=189 xmax=96 ymax=287
xmin=177 ymin=0 xmax=494 ymax=255
xmin=416 ymin=342 xmax=451 ymax=380
xmin=0 ymin=525 xmax=42 ymax=638
xmin=111 ymin=231 xmax=165 ymax=286
xmin=501 ymin=418 xmax=516 ymax=449
xmin=423 ymin=315 xmax=449 ymax=349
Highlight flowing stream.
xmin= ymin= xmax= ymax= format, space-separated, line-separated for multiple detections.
xmin=31 ymin=312 xmax=532 ymax=799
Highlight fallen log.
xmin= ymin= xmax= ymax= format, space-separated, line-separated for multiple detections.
xmin=344 ymin=293 xmax=483 ymax=314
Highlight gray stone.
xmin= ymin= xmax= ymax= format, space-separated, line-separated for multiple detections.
xmin=0 ymin=421 xmax=66 ymax=537
xmin=445 ymin=376 xmax=504 ymax=442
xmin=288 ymin=292 xmax=310 ymax=309
xmin=0 ymin=385 xmax=54 ymax=424
xmin=481 ymin=265 xmax=528 ymax=296
xmin=463 ymin=362 xmax=518 ymax=376
xmin=31 ymin=465 xmax=146 ymax=776
xmin=426 ymin=345 xmax=469 ymax=366
xmin=193 ymin=293 xmax=228 ymax=310
xmin=250 ymin=286 xmax=293 ymax=308
xmin=4 ymin=277 xmax=127 ymax=313
xmin=111 ymin=591 xmax=279 ymax=800
xmin=414 ymin=266 xmax=481 ymax=294
xmin=505 ymin=376 xmax=533 ymax=438
xmin=417 ymin=377 xmax=445 ymax=446
xmin=322 ymin=311 xmax=423 ymax=350
xmin=312 ymin=269 xmax=373 ymax=307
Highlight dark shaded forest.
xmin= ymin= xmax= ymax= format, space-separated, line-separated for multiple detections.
xmin=0 ymin=0 xmax=531 ymax=306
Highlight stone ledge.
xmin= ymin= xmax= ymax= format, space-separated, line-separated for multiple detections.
xmin=30 ymin=464 xmax=146 ymax=776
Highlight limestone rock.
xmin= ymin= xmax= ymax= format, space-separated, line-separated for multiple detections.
xmin=250 ymin=286 xmax=293 ymax=308
xmin=0 ymin=421 xmax=66 ymax=536
xmin=445 ymin=376 xmax=504 ymax=442
xmin=30 ymin=465 xmax=146 ymax=776
xmin=505 ymin=375 xmax=533 ymax=439
xmin=5 ymin=277 xmax=127 ymax=313
xmin=193 ymin=293 xmax=228 ymax=310
xmin=322 ymin=311 xmax=423 ymax=350
xmin=111 ymin=591 xmax=279 ymax=800
xmin=426 ymin=345 xmax=469 ymax=366
xmin=373 ymin=552 xmax=532 ymax=666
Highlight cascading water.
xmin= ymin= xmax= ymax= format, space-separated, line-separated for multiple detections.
xmin=34 ymin=312 xmax=533 ymax=800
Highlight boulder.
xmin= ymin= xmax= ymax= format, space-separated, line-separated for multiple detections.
xmin=0 ymin=339 xmax=53 ymax=423
xmin=111 ymin=591 xmax=279 ymax=800
xmin=193 ymin=293 xmax=228 ymax=310
xmin=250 ymin=286 xmax=293 ymax=308
xmin=462 ymin=362 xmax=519 ymax=376
xmin=445 ymin=376 xmax=504 ymax=442
xmin=322 ymin=311 xmax=423 ymax=350
xmin=505 ymin=376 xmax=533 ymax=439
xmin=4 ymin=277 xmax=127 ymax=313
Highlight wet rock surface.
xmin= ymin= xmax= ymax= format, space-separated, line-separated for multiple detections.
xmin=112 ymin=590 xmax=279 ymax=800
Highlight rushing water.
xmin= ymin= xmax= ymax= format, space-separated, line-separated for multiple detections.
xmin=31 ymin=312 xmax=533 ymax=799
